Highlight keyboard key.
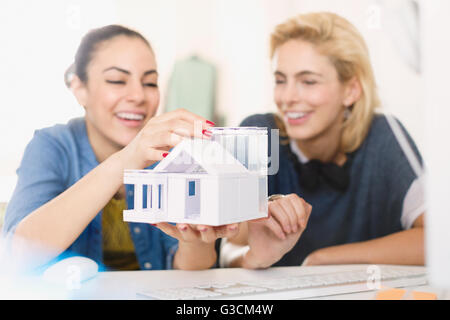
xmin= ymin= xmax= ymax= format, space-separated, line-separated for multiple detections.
xmin=195 ymin=283 xmax=212 ymax=289
xmin=214 ymin=286 xmax=268 ymax=295
xmin=211 ymin=282 xmax=235 ymax=289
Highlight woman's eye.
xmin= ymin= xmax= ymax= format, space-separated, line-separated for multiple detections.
xmin=303 ymin=80 xmax=317 ymax=85
xmin=275 ymin=79 xmax=285 ymax=85
xmin=106 ymin=80 xmax=125 ymax=85
xmin=144 ymin=83 xmax=158 ymax=88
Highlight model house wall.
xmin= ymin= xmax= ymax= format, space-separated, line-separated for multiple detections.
xmin=123 ymin=130 xmax=268 ymax=226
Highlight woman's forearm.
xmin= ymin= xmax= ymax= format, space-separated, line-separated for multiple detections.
xmin=12 ymin=151 xmax=126 ymax=264
xmin=306 ymin=227 xmax=425 ymax=266
xmin=173 ymin=242 xmax=217 ymax=270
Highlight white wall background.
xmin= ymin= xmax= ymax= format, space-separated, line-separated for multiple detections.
xmin=422 ymin=0 xmax=450 ymax=287
xmin=0 ymin=0 xmax=425 ymax=202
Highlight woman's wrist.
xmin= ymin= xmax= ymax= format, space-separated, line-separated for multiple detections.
xmin=114 ymin=146 xmax=137 ymax=171
xmin=241 ymin=249 xmax=275 ymax=269
xmin=178 ymin=240 xmax=216 ymax=253
xmin=174 ymin=241 xmax=217 ymax=270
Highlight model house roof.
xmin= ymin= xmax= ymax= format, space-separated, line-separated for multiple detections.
xmin=154 ymin=138 xmax=248 ymax=175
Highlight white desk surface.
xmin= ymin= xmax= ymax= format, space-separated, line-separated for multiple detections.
xmin=59 ymin=264 xmax=447 ymax=300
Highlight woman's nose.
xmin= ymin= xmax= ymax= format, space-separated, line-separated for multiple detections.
xmin=282 ymin=81 xmax=301 ymax=107
xmin=126 ymin=81 xmax=145 ymax=104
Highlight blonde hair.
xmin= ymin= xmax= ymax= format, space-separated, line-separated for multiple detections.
xmin=271 ymin=12 xmax=380 ymax=153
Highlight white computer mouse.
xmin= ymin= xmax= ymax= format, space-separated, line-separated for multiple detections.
xmin=42 ymin=256 xmax=98 ymax=287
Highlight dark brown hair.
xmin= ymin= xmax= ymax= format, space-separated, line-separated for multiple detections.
xmin=64 ymin=25 xmax=152 ymax=87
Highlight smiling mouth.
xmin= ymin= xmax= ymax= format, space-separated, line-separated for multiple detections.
xmin=285 ymin=111 xmax=312 ymax=120
xmin=115 ymin=112 xmax=145 ymax=121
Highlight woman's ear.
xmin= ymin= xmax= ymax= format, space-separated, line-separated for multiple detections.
xmin=343 ymin=77 xmax=362 ymax=108
xmin=70 ymin=75 xmax=88 ymax=108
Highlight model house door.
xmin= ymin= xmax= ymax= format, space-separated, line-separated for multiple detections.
xmin=185 ymin=179 xmax=200 ymax=219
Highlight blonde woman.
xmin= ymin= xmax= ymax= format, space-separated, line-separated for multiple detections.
xmin=224 ymin=12 xmax=425 ymax=268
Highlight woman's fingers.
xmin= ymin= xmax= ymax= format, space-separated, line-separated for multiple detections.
xmin=266 ymin=194 xmax=312 ymax=238
xmin=176 ymin=223 xmax=200 ymax=242
xmin=150 ymin=108 xmax=213 ymax=129
xmin=162 ymin=118 xmax=212 ymax=140
xmin=276 ymin=196 xmax=299 ymax=233
xmin=196 ymin=224 xmax=240 ymax=243
xmin=121 ymin=108 xmax=215 ymax=170
xmin=268 ymin=200 xmax=292 ymax=234
xmin=304 ymin=199 xmax=313 ymax=217
xmin=303 ymin=199 xmax=313 ymax=225
xmin=153 ymin=222 xmax=181 ymax=239
xmin=156 ymin=222 xmax=240 ymax=244
xmin=196 ymin=225 xmax=217 ymax=243
xmin=264 ymin=216 xmax=287 ymax=240
xmin=153 ymin=223 xmax=199 ymax=242
xmin=142 ymin=130 xmax=182 ymax=149
xmin=297 ymin=197 xmax=312 ymax=226
xmin=139 ymin=117 xmax=213 ymax=163
xmin=286 ymin=194 xmax=310 ymax=229
xmin=144 ymin=120 xmax=210 ymax=147
xmin=217 ymin=223 xmax=240 ymax=239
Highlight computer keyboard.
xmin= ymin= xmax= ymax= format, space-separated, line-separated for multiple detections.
xmin=138 ymin=267 xmax=427 ymax=300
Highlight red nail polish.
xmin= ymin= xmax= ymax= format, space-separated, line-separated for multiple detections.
xmin=206 ymin=120 xmax=215 ymax=126
xmin=202 ymin=129 xmax=212 ymax=136
xmin=162 ymin=152 xmax=169 ymax=158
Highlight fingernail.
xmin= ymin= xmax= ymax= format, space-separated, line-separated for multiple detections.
xmin=179 ymin=225 xmax=187 ymax=231
xmin=206 ymin=120 xmax=215 ymax=126
xmin=202 ymin=129 xmax=212 ymax=136
xmin=199 ymin=227 xmax=208 ymax=232
xmin=162 ymin=152 xmax=169 ymax=158
xmin=228 ymin=225 xmax=237 ymax=231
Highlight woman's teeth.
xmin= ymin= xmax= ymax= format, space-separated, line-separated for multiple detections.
xmin=116 ymin=112 xmax=145 ymax=121
xmin=286 ymin=111 xmax=308 ymax=119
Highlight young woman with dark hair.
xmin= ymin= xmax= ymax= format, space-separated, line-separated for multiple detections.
xmin=3 ymin=25 xmax=240 ymax=271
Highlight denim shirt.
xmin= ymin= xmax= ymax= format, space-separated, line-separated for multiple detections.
xmin=2 ymin=117 xmax=178 ymax=271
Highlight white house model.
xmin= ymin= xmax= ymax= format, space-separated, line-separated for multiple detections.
xmin=123 ymin=127 xmax=268 ymax=226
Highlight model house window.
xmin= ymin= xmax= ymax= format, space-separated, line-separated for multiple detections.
xmin=125 ymin=184 xmax=135 ymax=210
xmin=143 ymin=185 xmax=148 ymax=209
xmin=185 ymin=179 xmax=200 ymax=219
xmin=158 ymin=184 xmax=162 ymax=209
xmin=188 ymin=181 xmax=195 ymax=196
xmin=150 ymin=185 xmax=153 ymax=209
